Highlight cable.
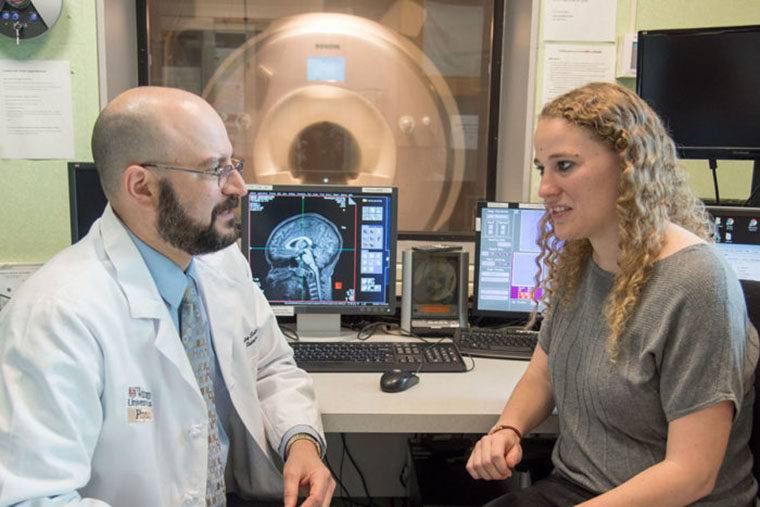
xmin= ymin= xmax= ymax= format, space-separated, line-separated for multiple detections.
xmin=324 ymin=455 xmax=353 ymax=502
xmin=460 ymin=353 xmax=477 ymax=372
xmin=340 ymin=433 xmax=374 ymax=505
xmin=709 ymin=158 xmax=720 ymax=204
xmin=356 ymin=321 xmax=389 ymax=341
xmin=279 ymin=324 xmax=299 ymax=342
xmin=326 ymin=454 xmax=375 ymax=507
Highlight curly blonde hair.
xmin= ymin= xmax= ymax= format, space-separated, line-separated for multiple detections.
xmin=530 ymin=82 xmax=713 ymax=359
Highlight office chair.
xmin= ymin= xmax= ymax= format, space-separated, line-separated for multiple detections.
xmin=514 ymin=435 xmax=555 ymax=483
xmin=740 ymin=279 xmax=760 ymax=494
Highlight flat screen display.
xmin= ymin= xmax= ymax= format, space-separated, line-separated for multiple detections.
xmin=241 ymin=184 xmax=398 ymax=317
xmin=706 ymin=205 xmax=760 ymax=281
xmin=636 ymin=25 xmax=760 ymax=159
xmin=306 ymin=56 xmax=346 ymax=82
xmin=67 ymin=162 xmax=107 ymax=244
xmin=472 ymin=201 xmax=546 ymax=321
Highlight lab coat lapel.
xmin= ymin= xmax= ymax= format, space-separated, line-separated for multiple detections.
xmin=194 ymin=254 xmax=274 ymax=463
xmin=97 ymin=206 xmax=203 ymax=392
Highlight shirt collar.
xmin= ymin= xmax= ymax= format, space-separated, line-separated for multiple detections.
xmin=127 ymin=230 xmax=196 ymax=311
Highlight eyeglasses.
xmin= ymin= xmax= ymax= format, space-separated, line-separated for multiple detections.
xmin=142 ymin=158 xmax=244 ymax=187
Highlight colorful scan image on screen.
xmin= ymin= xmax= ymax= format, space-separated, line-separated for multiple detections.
xmin=473 ymin=202 xmax=546 ymax=320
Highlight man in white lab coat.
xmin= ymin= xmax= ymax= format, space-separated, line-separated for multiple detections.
xmin=0 ymin=86 xmax=335 ymax=506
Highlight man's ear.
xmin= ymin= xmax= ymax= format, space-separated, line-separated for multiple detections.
xmin=123 ymin=164 xmax=158 ymax=211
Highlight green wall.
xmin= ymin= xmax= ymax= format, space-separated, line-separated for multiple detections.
xmin=0 ymin=0 xmax=99 ymax=263
xmin=0 ymin=0 xmax=758 ymax=263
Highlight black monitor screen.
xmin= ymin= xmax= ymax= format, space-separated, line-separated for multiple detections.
xmin=472 ymin=202 xmax=546 ymax=321
xmin=241 ymin=184 xmax=398 ymax=331
xmin=67 ymin=162 xmax=107 ymax=244
xmin=706 ymin=205 xmax=760 ymax=281
xmin=636 ymin=25 xmax=760 ymax=159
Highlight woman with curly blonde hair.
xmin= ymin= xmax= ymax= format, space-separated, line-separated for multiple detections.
xmin=466 ymin=82 xmax=758 ymax=506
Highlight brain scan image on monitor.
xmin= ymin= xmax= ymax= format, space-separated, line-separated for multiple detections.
xmin=264 ymin=213 xmax=343 ymax=302
xmin=244 ymin=185 xmax=397 ymax=316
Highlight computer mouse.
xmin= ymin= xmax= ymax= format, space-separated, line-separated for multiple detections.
xmin=380 ymin=369 xmax=419 ymax=393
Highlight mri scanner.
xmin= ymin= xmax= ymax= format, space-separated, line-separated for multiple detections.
xmin=202 ymin=12 xmax=466 ymax=232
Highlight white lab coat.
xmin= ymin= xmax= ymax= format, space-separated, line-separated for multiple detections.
xmin=0 ymin=206 xmax=324 ymax=506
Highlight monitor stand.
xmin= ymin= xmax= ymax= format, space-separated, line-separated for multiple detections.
xmin=296 ymin=314 xmax=354 ymax=340
xmin=748 ymin=159 xmax=760 ymax=207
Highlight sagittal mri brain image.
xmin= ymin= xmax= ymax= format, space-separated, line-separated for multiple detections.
xmin=263 ymin=213 xmax=343 ymax=302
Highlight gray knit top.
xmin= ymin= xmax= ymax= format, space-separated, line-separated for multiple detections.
xmin=539 ymin=243 xmax=759 ymax=505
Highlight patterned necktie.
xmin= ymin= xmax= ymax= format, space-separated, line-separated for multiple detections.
xmin=180 ymin=280 xmax=226 ymax=506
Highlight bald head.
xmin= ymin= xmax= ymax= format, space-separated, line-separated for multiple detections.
xmin=90 ymin=86 xmax=223 ymax=201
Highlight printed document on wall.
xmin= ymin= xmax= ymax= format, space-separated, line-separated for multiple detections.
xmin=543 ymin=0 xmax=616 ymax=42
xmin=0 ymin=59 xmax=74 ymax=159
xmin=0 ymin=263 xmax=43 ymax=311
xmin=541 ymin=44 xmax=615 ymax=105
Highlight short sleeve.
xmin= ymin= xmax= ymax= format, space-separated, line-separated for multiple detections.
xmin=658 ymin=263 xmax=754 ymax=422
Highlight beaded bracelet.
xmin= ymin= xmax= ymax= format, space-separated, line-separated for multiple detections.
xmin=487 ymin=424 xmax=522 ymax=440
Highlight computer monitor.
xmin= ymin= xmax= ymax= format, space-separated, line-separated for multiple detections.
xmin=241 ymin=184 xmax=398 ymax=336
xmin=67 ymin=162 xmax=108 ymax=244
xmin=636 ymin=25 xmax=760 ymax=161
xmin=472 ymin=202 xmax=546 ymax=323
xmin=706 ymin=206 xmax=760 ymax=282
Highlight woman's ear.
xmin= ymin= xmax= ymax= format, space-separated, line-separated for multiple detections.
xmin=122 ymin=164 xmax=159 ymax=211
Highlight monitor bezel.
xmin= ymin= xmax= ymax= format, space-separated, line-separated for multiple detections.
xmin=240 ymin=183 xmax=399 ymax=317
xmin=470 ymin=200 xmax=545 ymax=322
xmin=706 ymin=205 xmax=760 ymax=221
xmin=636 ymin=24 xmax=760 ymax=160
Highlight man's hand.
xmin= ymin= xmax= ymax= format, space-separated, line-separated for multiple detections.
xmin=282 ymin=439 xmax=336 ymax=507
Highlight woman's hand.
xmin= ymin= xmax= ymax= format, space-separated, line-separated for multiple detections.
xmin=466 ymin=427 xmax=523 ymax=480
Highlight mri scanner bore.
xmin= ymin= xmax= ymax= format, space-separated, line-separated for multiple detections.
xmin=202 ymin=12 xmax=467 ymax=232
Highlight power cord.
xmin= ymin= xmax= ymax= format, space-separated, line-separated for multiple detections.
xmin=340 ymin=433 xmax=376 ymax=506
xmin=356 ymin=321 xmax=395 ymax=341
xmin=279 ymin=323 xmax=299 ymax=342
xmin=324 ymin=455 xmax=354 ymax=502
xmin=460 ymin=353 xmax=477 ymax=372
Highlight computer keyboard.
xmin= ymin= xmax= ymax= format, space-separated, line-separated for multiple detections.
xmin=290 ymin=341 xmax=467 ymax=373
xmin=453 ymin=327 xmax=539 ymax=360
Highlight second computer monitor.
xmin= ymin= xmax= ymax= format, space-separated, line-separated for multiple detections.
xmin=68 ymin=162 xmax=108 ymax=244
xmin=242 ymin=184 xmax=398 ymax=335
xmin=473 ymin=201 xmax=546 ymax=322
xmin=706 ymin=205 xmax=760 ymax=282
